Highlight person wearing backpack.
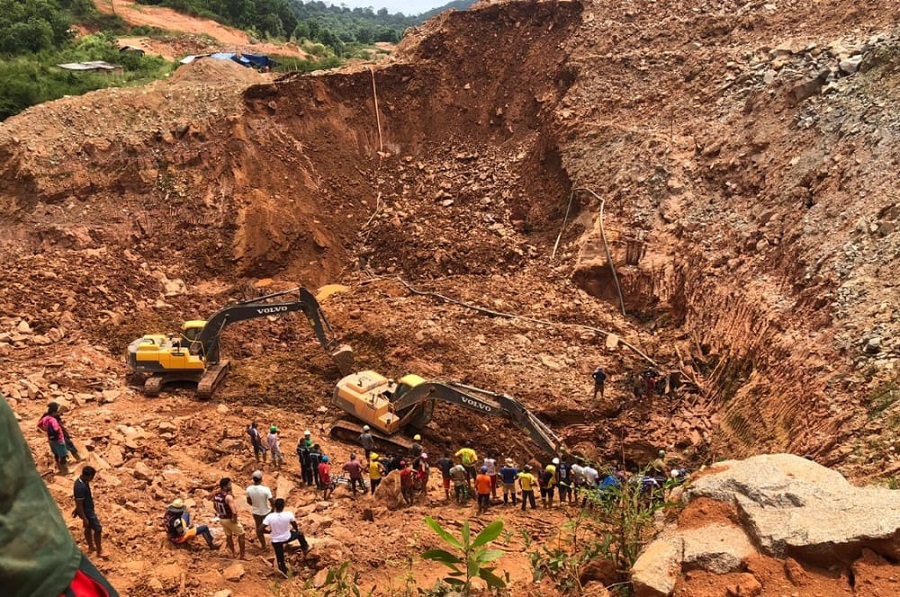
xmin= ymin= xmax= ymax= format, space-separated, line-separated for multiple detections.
xmin=592 ymin=366 xmax=607 ymax=400
xmin=37 ymin=402 xmax=68 ymax=474
xmin=247 ymin=421 xmax=267 ymax=464
xmin=162 ymin=499 xmax=217 ymax=550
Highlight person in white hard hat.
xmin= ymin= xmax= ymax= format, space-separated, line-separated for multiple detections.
xmin=358 ymin=425 xmax=374 ymax=461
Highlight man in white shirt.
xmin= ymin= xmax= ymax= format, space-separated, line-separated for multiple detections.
xmin=260 ymin=498 xmax=309 ymax=575
xmin=245 ymin=470 xmax=274 ymax=550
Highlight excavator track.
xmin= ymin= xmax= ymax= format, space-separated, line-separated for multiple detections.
xmin=143 ymin=375 xmax=164 ymax=397
xmin=197 ymin=361 xmax=230 ymax=400
xmin=329 ymin=420 xmax=414 ymax=453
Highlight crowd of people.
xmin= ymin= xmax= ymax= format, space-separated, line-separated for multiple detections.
xmin=31 ymin=373 xmax=688 ymax=582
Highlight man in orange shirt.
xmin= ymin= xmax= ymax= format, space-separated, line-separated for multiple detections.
xmin=475 ymin=466 xmax=492 ymax=515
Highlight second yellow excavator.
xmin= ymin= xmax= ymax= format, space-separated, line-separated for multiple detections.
xmin=330 ymin=370 xmax=561 ymax=455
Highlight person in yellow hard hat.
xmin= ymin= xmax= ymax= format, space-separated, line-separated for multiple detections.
xmin=410 ymin=434 xmax=423 ymax=458
xmin=368 ymin=453 xmax=385 ymax=495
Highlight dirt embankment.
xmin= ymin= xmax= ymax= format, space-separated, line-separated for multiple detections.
xmin=2 ymin=0 xmax=900 ymax=595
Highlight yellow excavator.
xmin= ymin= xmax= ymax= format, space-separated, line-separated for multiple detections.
xmin=126 ymin=287 xmax=354 ymax=399
xmin=330 ymin=370 xmax=561 ymax=455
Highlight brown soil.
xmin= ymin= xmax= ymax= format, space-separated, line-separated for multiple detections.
xmin=2 ymin=0 xmax=900 ymax=594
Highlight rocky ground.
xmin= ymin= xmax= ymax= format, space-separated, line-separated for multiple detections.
xmin=2 ymin=0 xmax=900 ymax=595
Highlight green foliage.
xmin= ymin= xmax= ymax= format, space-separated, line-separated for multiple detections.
xmin=321 ymin=561 xmax=373 ymax=597
xmin=0 ymin=35 xmax=174 ymax=121
xmin=422 ymin=516 xmax=507 ymax=594
xmin=527 ymin=469 xmax=683 ymax=593
xmin=0 ymin=0 xmax=72 ymax=53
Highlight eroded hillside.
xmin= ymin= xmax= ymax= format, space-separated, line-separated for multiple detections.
xmin=1 ymin=0 xmax=900 ymax=594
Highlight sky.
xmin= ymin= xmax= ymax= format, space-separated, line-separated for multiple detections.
xmin=325 ymin=0 xmax=452 ymax=16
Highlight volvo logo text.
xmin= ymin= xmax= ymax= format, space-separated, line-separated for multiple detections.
xmin=461 ymin=396 xmax=493 ymax=412
xmin=256 ymin=306 xmax=289 ymax=314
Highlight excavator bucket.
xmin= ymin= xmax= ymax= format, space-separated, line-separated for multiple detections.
xmin=331 ymin=344 xmax=355 ymax=377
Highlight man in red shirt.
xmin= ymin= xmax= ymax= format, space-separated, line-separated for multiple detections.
xmin=475 ymin=466 xmax=493 ymax=515
xmin=318 ymin=455 xmax=333 ymax=500
xmin=342 ymin=453 xmax=366 ymax=497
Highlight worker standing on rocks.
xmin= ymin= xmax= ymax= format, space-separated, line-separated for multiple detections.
xmin=455 ymin=442 xmax=478 ymax=488
xmin=38 ymin=402 xmax=68 ymax=474
xmin=368 ymin=453 xmax=385 ymax=495
xmin=296 ymin=437 xmax=311 ymax=485
xmin=410 ymin=434 xmax=424 ymax=459
xmin=267 ymin=426 xmax=283 ymax=470
xmin=74 ymin=466 xmax=104 ymax=558
xmin=309 ymin=444 xmax=323 ymax=489
xmin=436 ymin=452 xmax=454 ymax=501
xmin=318 ymin=455 xmax=333 ymax=500
xmin=343 ymin=453 xmax=366 ymax=497
xmin=245 ymin=470 xmax=274 ymax=551
xmin=483 ymin=451 xmax=499 ymax=500
xmin=399 ymin=460 xmax=415 ymax=506
xmin=592 ymin=365 xmax=607 ymax=400
xmin=358 ymin=425 xmax=375 ymax=461
xmin=212 ymin=478 xmax=246 ymax=560
xmin=475 ymin=466 xmax=492 ymax=515
xmin=557 ymin=458 xmax=573 ymax=505
xmin=518 ymin=465 xmax=537 ymax=511
xmin=52 ymin=406 xmax=82 ymax=462
xmin=499 ymin=458 xmax=519 ymax=506
xmin=261 ymin=498 xmax=309 ymax=576
xmin=247 ymin=421 xmax=267 ymax=464
xmin=541 ymin=459 xmax=559 ymax=508
xmin=449 ymin=460 xmax=469 ymax=505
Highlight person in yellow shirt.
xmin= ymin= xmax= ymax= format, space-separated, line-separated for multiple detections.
xmin=454 ymin=442 xmax=478 ymax=488
xmin=542 ymin=458 xmax=559 ymax=508
xmin=368 ymin=453 xmax=385 ymax=495
xmin=518 ymin=465 xmax=537 ymax=510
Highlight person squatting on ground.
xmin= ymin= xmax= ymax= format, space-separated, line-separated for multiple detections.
xmin=74 ymin=466 xmax=104 ymax=558
xmin=1 ymin=395 xmax=119 ymax=597
xmin=163 ymin=499 xmax=217 ymax=549
xmin=247 ymin=421 xmax=267 ymax=463
xmin=499 ymin=458 xmax=519 ymax=505
xmin=39 ymin=402 xmax=69 ymax=474
xmin=358 ymin=425 xmax=375 ymax=461
xmin=369 ymin=453 xmax=385 ymax=495
xmin=246 ymin=470 xmax=274 ymax=550
xmin=399 ymin=460 xmax=415 ymax=506
xmin=260 ymin=498 xmax=309 ymax=576
xmin=267 ymin=426 xmax=283 ymax=470
xmin=475 ymin=466 xmax=492 ymax=515
xmin=343 ymin=453 xmax=366 ymax=496
xmin=318 ymin=455 xmax=333 ymax=500
xmin=436 ymin=452 xmax=453 ymax=500
xmin=450 ymin=461 xmax=469 ymax=505
xmin=455 ymin=442 xmax=478 ymax=487
xmin=212 ymin=477 xmax=246 ymax=559
xmin=592 ymin=365 xmax=607 ymax=400
xmin=518 ymin=465 xmax=538 ymax=510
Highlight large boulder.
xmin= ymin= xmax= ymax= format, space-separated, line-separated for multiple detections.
xmin=631 ymin=536 xmax=682 ymax=597
xmin=686 ymin=454 xmax=900 ymax=565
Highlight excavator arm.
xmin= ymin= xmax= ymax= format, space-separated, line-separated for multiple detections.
xmin=195 ymin=287 xmax=353 ymax=374
xmin=389 ymin=381 xmax=562 ymax=455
